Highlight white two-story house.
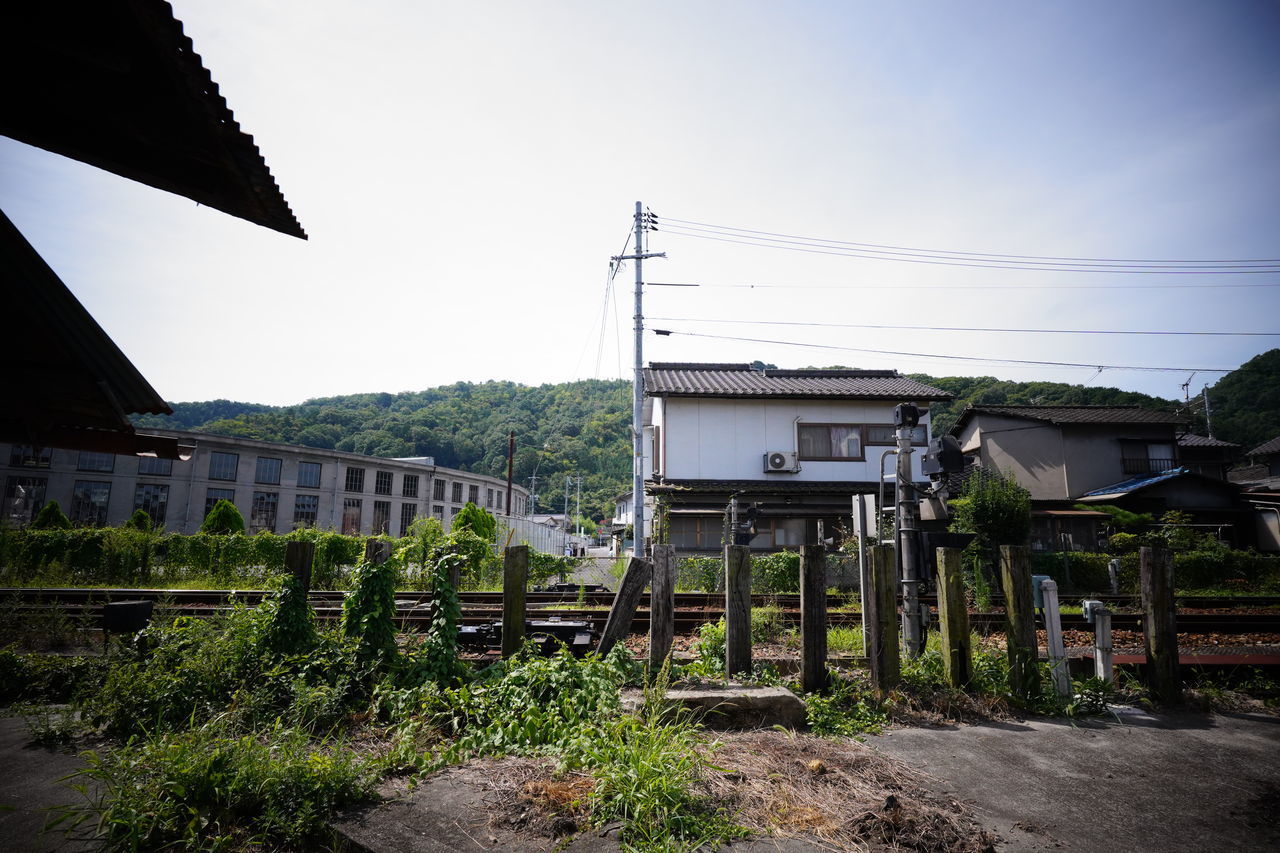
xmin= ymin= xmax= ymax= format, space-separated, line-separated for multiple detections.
xmin=643 ymin=363 xmax=951 ymax=552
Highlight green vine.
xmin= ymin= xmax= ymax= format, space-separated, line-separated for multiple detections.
xmin=342 ymin=560 xmax=398 ymax=670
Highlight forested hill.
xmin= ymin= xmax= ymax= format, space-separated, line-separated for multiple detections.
xmin=134 ymin=349 xmax=1280 ymax=517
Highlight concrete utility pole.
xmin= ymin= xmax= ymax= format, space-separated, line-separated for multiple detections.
xmin=505 ymin=431 xmax=514 ymax=516
xmin=897 ymin=417 xmax=924 ymax=657
xmin=564 ymin=474 xmax=571 ymax=529
xmin=612 ymin=201 xmax=665 ymax=557
xmin=575 ymin=475 xmax=582 ymax=537
xmin=1203 ymin=385 xmax=1213 ymax=438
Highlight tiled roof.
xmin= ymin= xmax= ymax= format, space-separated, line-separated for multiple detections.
xmin=1248 ymin=436 xmax=1280 ymax=456
xmin=953 ymin=404 xmax=1185 ymax=431
xmin=644 ymin=364 xmax=950 ymax=400
xmin=1178 ymin=434 xmax=1239 ymax=448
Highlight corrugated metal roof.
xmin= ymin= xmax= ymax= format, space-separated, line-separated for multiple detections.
xmin=1079 ymin=467 xmax=1190 ymax=500
xmin=1248 ymin=436 xmax=1280 ymax=456
xmin=1178 ymin=434 xmax=1239 ymax=448
xmin=644 ymin=364 xmax=950 ymax=400
xmin=952 ymin=405 xmax=1185 ymax=432
xmin=1 ymin=1 xmax=305 ymax=239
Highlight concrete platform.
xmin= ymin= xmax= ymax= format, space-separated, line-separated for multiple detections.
xmin=0 ymin=717 xmax=98 ymax=853
xmin=869 ymin=709 xmax=1280 ymax=852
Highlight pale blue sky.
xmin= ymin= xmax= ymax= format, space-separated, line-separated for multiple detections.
xmin=3 ymin=0 xmax=1277 ymax=405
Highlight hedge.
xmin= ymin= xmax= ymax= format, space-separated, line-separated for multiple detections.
xmin=1031 ymin=549 xmax=1280 ymax=594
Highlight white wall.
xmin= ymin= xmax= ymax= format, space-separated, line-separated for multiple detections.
xmin=656 ymin=397 xmax=928 ymax=482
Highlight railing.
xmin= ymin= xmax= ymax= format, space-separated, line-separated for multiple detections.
xmin=1121 ymin=457 xmax=1177 ymax=476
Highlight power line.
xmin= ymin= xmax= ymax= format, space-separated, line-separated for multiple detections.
xmin=658 ymin=226 xmax=1280 ymax=274
xmin=659 ymin=214 xmax=1280 ymax=266
xmin=647 ymin=316 xmax=1280 ymax=337
xmin=646 ymin=279 xmax=1280 ymax=291
xmin=649 ymin=328 xmax=1236 ymax=373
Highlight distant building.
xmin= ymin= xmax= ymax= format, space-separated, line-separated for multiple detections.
xmin=2 ymin=430 xmax=529 ymax=536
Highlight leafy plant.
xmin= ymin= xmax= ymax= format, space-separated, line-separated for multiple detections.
xmin=805 ymin=675 xmax=887 ymax=737
xmin=30 ymin=500 xmax=71 ymax=530
xmin=452 ymin=502 xmax=496 ymax=541
xmin=342 ymin=559 xmax=399 ymax=670
xmin=124 ymin=509 xmax=154 ymax=532
xmin=200 ymin=499 xmax=245 ymax=535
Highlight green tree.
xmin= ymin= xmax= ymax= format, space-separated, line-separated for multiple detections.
xmin=452 ymin=502 xmax=496 ymax=541
xmin=950 ymin=468 xmax=1032 ymax=568
xmin=201 ymin=499 xmax=245 ymax=535
xmin=125 ymin=508 xmax=154 ymax=532
xmin=30 ymin=500 xmax=71 ymax=530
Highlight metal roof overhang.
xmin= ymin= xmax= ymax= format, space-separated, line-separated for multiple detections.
xmin=0 ymin=210 xmax=191 ymax=459
xmin=0 ymin=1 xmax=306 ymax=239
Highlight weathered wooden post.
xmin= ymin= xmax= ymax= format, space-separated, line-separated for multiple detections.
xmin=501 ymin=545 xmax=528 ymax=658
xmin=285 ymin=540 xmax=315 ymax=594
xmin=1040 ymin=577 xmax=1071 ymax=697
xmin=1140 ymin=546 xmax=1181 ymax=705
xmin=364 ymin=538 xmax=393 ymax=565
xmin=725 ymin=544 xmax=752 ymax=678
xmin=935 ymin=546 xmax=971 ymax=688
xmin=866 ymin=545 xmax=900 ymax=693
xmin=649 ymin=545 xmax=676 ymax=674
xmin=800 ymin=545 xmax=828 ymax=694
xmin=598 ymin=556 xmax=652 ymax=657
xmin=999 ymin=545 xmax=1040 ymax=701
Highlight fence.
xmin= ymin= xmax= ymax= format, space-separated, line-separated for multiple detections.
xmin=494 ymin=515 xmax=589 ymax=556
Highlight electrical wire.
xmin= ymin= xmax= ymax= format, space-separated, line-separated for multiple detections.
xmin=646 ymin=317 xmax=1280 ymax=337
xmin=659 ymin=215 xmax=1280 ymax=267
xmin=658 ymin=226 xmax=1280 ymax=274
xmin=649 ymin=328 xmax=1236 ymax=373
xmin=645 ymin=279 xmax=1280 ymax=290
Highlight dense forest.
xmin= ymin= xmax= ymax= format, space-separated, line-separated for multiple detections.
xmin=135 ymin=350 xmax=1280 ymax=520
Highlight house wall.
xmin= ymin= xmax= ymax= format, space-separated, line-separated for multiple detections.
xmin=1 ymin=432 xmax=529 ymax=535
xmin=955 ymin=414 xmax=1068 ymax=501
xmin=1061 ymin=424 xmax=1178 ymax=498
xmin=657 ymin=397 xmax=928 ymax=483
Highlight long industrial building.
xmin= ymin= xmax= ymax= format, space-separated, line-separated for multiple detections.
xmin=2 ymin=430 xmax=529 ymax=536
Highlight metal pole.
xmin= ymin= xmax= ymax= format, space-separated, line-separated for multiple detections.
xmin=575 ymin=475 xmax=582 ymax=537
xmin=632 ymin=201 xmax=646 ymax=557
xmin=897 ymin=426 xmax=923 ymax=657
xmin=505 ymin=432 xmax=514 ymax=516
xmin=1202 ymin=385 xmax=1213 ymax=438
xmin=564 ymin=474 xmax=571 ymax=531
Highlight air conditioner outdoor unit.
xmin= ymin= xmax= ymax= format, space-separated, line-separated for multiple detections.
xmin=763 ymin=451 xmax=799 ymax=473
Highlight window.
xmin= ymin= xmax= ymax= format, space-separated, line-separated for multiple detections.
xmin=495 ymin=491 xmax=504 ymax=511
xmin=433 ymin=505 xmax=445 ymax=519
xmin=798 ymin=424 xmax=864 ymax=460
xmin=372 ymin=500 xmax=391 ymax=535
xmin=138 ymin=456 xmax=172 ymax=476
xmin=375 ymin=470 xmax=393 ymax=495
xmin=345 ymin=467 xmax=365 ymax=492
xmin=865 ymin=425 xmax=927 ymax=446
xmin=133 ymin=484 xmax=169 ymax=527
xmin=255 ymin=457 xmax=282 ymax=485
xmin=293 ymin=494 xmax=319 ymax=528
xmin=342 ymin=498 xmax=362 ymax=534
xmin=9 ymin=445 xmax=51 ymax=468
xmin=433 ymin=479 xmax=446 ymax=500
xmin=71 ymin=481 xmax=111 ymax=526
xmin=297 ymin=461 xmax=322 ymax=489
xmin=250 ymin=491 xmax=279 ymax=533
xmin=205 ymin=488 xmax=235 ymax=518
xmin=451 ymin=506 xmax=460 ymax=517
xmin=468 ymin=484 xmax=479 ymax=504
xmin=1121 ymin=441 xmax=1178 ymax=476
xmin=402 ymin=474 xmax=419 ymax=498
xmin=486 ymin=488 xmax=494 ymax=508
xmin=209 ymin=452 xmax=239 ymax=481
xmin=4 ymin=476 xmax=46 ymax=525
xmin=399 ymin=503 xmax=417 ymax=537
xmin=77 ymin=451 xmax=115 ymax=472
xmin=451 ymin=482 xmax=463 ymax=503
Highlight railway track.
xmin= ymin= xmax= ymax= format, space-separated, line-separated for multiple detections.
xmin=5 ymin=588 xmax=1279 ymax=636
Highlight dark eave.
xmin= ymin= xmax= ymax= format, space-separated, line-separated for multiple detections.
xmin=1 ymin=0 xmax=306 ymax=239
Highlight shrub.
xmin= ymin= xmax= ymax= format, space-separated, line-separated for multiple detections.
xmin=125 ymin=509 xmax=153 ymax=532
xmin=30 ymin=500 xmax=71 ymax=530
xmin=1107 ymin=532 xmax=1140 ymax=554
xmin=451 ymin=502 xmax=496 ymax=541
xmin=1031 ymin=551 xmax=1114 ymax=593
xmin=200 ymin=499 xmax=245 ymax=535
xmin=676 ymin=556 xmax=721 ymax=592
xmin=342 ymin=559 xmax=398 ymax=670
xmin=752 ymin=550 xmax=800 ymax=593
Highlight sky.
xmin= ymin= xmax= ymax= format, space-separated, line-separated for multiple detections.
xmin=3 ymin=0 xmax=1279 ymax=407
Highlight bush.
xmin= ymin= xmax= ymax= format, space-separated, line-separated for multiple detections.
xmin=752 ymin=550 xmax=800 ymax=593
xmin=1030 ymin=552 xmax=1114 ymax=593
xmin=125 ymin=509 xmax=153 ymax=532
xmin=200 ymin=499 xmax=245 ymax=535
xmin=30 ymin=500 xmax=71 ymax=530
xmin=451 ymin=502 xmax=496 ymax=541
xmin=676 ymin=556 xmax=721 ymax=592
xmin=342 ymin=559 xmax=399 ymax=670
xmin=1107 ymin=532 xmax=1140 ymax=554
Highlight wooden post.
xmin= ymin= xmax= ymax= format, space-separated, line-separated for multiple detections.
xmin=364 ymin=538 xmax=392 ymax=565
xmin=285 ymin=540 xmax=315 ymax=593
xmin=866 ymin=545 xmax=900 ymax=693
xmin=501 ymin=545 xmax=529 ymax=658
xmin=598 ymin=556 xmax=652 ymax=657
xmin=649 ymin=545 xmax=676 ymax=674
xmin=800 ymin=545 xmax=828 ymax=694
xmin=935 ymin=546 xmax=971 ymax=688
xmin=1140 ymin=546 xmax=1181 ymax=705
xmin=725 ymin=544 xmax=752 ymax=678
xmin=999 ymin=545 xmax=1040 ymax=701
xmin=1040 ymin=578 xmax=1070 ymax=697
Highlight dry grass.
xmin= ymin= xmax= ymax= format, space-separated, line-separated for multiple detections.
xmin=704 ymin=730 xmax=996 ymax=853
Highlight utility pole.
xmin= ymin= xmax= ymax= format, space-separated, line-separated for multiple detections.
xmin=612 ymin=201 xmax=664 ymax=557
xmin=895 ymin=407 xmax=924 ymax=658
xmin=505 ymin=431 xmax=514 ymax=516
xmin=1202 ymin=385 xmax=1213 ymax=438
xmin=575 ymin=475 xmax=582 ymax=537
xmin=564 ymin=475 xmax=572 ymax=531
